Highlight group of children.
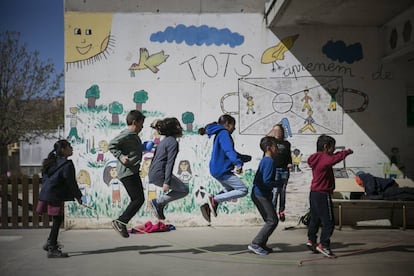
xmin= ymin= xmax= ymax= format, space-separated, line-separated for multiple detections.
xmin=37 ymin=110 xmax=353 ymax=258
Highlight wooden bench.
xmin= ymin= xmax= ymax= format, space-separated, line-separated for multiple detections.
xmin=333 ymin=178 xmax=414 ymax=230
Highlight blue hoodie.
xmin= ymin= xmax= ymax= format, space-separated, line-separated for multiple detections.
xmin=206 ymin=123 xmax=243 ymax=180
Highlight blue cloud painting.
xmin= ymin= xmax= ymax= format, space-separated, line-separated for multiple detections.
xmin=322 ymin=40 xmax=363 ymax=64
xmin=150 ymin=24 xmax=244 ymax=48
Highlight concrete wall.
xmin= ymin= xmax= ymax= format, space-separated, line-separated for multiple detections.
xmin=64 ymin=11 xmax=412 ymax=228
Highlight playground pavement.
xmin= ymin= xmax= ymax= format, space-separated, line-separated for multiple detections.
xmin=0 ymin=223 xmax=413 ymax=276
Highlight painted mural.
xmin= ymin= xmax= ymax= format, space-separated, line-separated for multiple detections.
xmin=64 ymin=12 xmax=392 ymax=228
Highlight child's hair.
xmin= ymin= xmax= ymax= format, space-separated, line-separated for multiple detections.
xmin=273 ymin=123 xmax=285 ymax=140
xmin=316 ymin=134 xmax=336 ymax=152
xmin=259 ymin=136 xmax=277 ymax=152
xmin=42 ymin=139 xmax=71 ymax=174
xmin=198 ymin=114 xmax=236 ymax=135
xmin=126 ymin=110 xmax=146 ymax=125
xmin=155 ymin=117 xmax=182 ymax=136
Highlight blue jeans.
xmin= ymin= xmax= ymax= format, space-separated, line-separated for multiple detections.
xmin=272 ymin=168 xmax=289 ymax=212
xmin=214 ymin=174 xmax=248 ymax=203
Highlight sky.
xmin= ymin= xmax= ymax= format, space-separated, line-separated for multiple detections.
xmin=0 ymin=0 xmax=64 ymax=73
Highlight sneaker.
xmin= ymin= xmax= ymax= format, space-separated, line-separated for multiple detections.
xmin=316 ymin=243 xmax=336 ymax=258
xmin=207 ymin=195 xmax=218 ymax=217
xmin=111 ymin=220 xmax=129 ymax=238
xmin=200 ymin=203 xmax=211 ymax=223
xmin=306 ymin=240 xmax=317 ymax=253
xmin=248 ymin=244 xmax=269 ymax=255
xmin=261 ymin=245 xmax=274 ymax=253
xmin=151 ymin=199 xmax=166 ymax=220
xmin=47 ymin=246 xmax=69 ymax=258
xmin=43 ymin=240 xmax=63 ymax=251
xmin=279 ymin=211 xmax=285 ymax=222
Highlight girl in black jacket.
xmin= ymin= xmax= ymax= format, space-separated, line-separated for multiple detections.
xmin=36 ymin=140 xmax=82 ymax=258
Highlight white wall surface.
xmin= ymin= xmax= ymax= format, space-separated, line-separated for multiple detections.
xmin=64 ymin=12 xmax=411 ymax=228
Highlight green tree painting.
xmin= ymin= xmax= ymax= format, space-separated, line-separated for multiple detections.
xmin=182 ymin=111 xmax=195 ymax=131
xmin=108 ymin=101 xmax=123 ymax=125
xmin=133 ymin=89 xmax=148 ymax=111
xmin=85 ymin=85 xmax=100 ymax=108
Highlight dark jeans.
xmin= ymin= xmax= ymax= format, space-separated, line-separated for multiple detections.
xmin=307 ymin=191 xmax=335 ymax=247
xmin=118 ymin=174 xmax=145 ymax=224
xmin=251 ymin=192 xmax=278 ymax=246
xmin=272 ymin=168 xmax=289 ymax=212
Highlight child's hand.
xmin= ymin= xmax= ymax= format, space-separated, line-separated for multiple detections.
xmin=120 ymin=155 xmax=129 ymax=164
xmin=235 ymin=167 xmax=243 ymax=174
xmin=162 ymin=184 xmax=170 ymax=193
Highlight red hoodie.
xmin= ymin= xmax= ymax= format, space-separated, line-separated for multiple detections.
xmin=307 ymin=149 xmax=353 ymax=193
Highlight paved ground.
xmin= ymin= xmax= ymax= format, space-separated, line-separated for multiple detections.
xmin=0 ymin=224 xmax=413 ymax=276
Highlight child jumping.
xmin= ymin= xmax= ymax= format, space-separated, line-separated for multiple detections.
xmin=109 ymin=110 xmax=146 ymax=238
xmin=306 ymin=134 xmax=353 ymax=257
xmin=198 ymin=114 xmax=251 ymax=222
xmin=148 ymin=117 xmax=189 ymax=220
xmin=267 ymin=123 xmax=292 ymax=222
xmin=36 ymin=139 xmax=82 ymax=258
xmin=248 ymin=136 xmax=279 ymax=255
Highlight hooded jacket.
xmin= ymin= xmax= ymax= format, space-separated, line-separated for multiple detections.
xmin=307 ymin=149 xmax=353 ymax=193
xmin=39 ymin=157 xmax=82 ymax=202
xmin=206 ymin=123 xmax=243 ymax=180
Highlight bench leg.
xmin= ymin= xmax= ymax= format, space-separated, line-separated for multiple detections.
xmin=338 ymin=204 xmax=342 ymax=230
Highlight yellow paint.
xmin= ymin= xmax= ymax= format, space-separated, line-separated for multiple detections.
xmin=65 ymin=12 xmax=113 ymax=64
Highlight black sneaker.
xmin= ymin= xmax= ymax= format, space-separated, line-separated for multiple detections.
xmin=43 ymin=239 xmax=63 ymax=251
xmin=151 ymin=199 xmax=165 ymax=220
xmin=200 ymin=203 xmax=211 ymax=223
xmin=47 ymin=246 xmax=69 ymax=258
xmin=316 ymin=243 xmax=336 ymax=258
xmin=306 ymin=240 xmax=318 ymax=253
xmin=207 ymin=196 xmax=218 ymax=217
xmin=111 ymin=220 xmax=129 ymax=238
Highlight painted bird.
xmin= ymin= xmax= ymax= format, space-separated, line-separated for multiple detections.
xmin=129 ymin=48 xmax=169 ymax=74
xmin=261 ymin=34 xmax=299 ymax=71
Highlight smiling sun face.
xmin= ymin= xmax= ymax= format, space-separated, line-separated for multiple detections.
xmin=65 ymin=12 xmax=114 ymax=69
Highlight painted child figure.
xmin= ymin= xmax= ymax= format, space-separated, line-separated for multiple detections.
xmin=306 ymin=134 xmax=353 ymax=258
xmin=248 ymin=136 xmax=279 ymax=255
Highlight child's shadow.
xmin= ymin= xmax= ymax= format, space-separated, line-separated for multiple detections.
xmin=68 ymin=244 xmax=171 ymax=257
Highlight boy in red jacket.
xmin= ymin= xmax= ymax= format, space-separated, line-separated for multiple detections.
xmin=306 ymin=135 xmax=353 ymax=257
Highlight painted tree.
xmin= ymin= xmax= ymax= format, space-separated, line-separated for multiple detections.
xmin=133 ymin=89 xmax=148 ymax=111
xmin=182 ymin=111 xmax=195 ymax=131
xmin=108 ymin=101 xmax=123 ymax=125
xmin=85 ymin=84 xmax=100 ymax=108
xmin=0 ymin=31 xmax=63 ymax=175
